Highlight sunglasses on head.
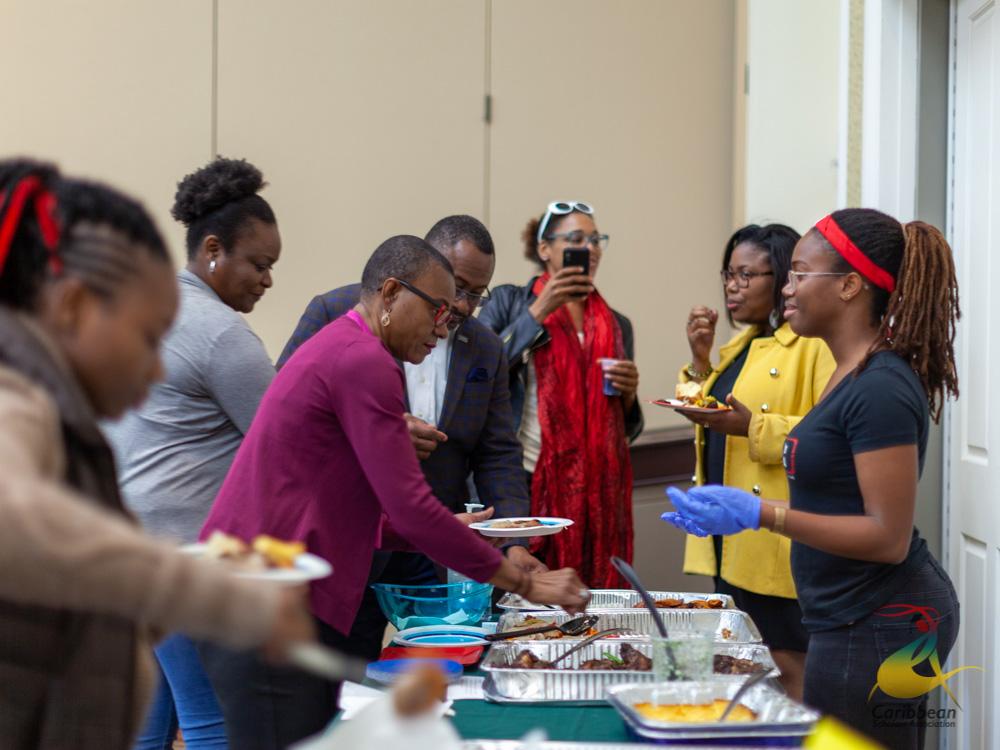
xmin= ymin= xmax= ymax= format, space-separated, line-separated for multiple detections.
xmin=536 ymin=201 xmax=594 ymax=243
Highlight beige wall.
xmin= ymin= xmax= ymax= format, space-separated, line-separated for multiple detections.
xmin=741 ymin=0 xmax=840 ymax=233
xmin=0 ymin=1 xmax=213 ymax=258
xmin=2 ymin=1 xmax=736 ymax=433
xmin=489 ymin=1 xmax=736 ymax=432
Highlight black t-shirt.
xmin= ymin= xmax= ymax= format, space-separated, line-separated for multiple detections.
xmin=783 ymin=351 xmax=930 ymax=631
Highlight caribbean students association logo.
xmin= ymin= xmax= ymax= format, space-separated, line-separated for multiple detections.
xmin=867 ymin=604 xmax=982 ymax=728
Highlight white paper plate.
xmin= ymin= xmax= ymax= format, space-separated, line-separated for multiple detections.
xmin=181 ymin=543 xmax=332 ymax=584
xmin=468 ymin=517 xmax=574 ymax=538
xmin=649 ymin=398 xmax=733 ymax=415
xmin=392 ymin=624 xmax=491 ymax=647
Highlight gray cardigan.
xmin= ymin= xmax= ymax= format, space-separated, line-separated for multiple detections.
xmin=104 ymin=269 xmax=275 ymax=542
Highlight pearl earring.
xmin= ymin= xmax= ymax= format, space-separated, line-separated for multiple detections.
xmin=209 ymin=260 xmax=217 ymax=274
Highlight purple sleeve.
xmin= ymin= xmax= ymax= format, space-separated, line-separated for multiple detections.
xmin=330 ymin=343 xmax=504 ymax=582
xmin=377 ymin=513 xmax=417 ymax=552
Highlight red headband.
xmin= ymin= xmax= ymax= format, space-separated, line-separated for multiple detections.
xmin=814 ymin=214 xmax=895 ymax=293
xmin=0 ymin=176 xmax=63 ymax=277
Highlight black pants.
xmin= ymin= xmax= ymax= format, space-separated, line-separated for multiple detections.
xmin=803 ymin=556 xmax=959 ymax=750
xmin=197 ymin=616 xmax=358 ymax=750
xmin=712 ymin=536 xmax=810 ymax=653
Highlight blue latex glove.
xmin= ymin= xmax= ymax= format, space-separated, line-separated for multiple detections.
xmin=660 ymin=511 xmax=711 ymax=537
xmin=661 ymin=485 xmax=761 ymax=536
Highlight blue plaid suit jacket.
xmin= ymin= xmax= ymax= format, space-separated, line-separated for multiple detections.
xmin=277 ymin=284 xmax=530 ymax=521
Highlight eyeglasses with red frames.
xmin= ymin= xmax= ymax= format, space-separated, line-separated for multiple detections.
xmin=391 ymin=277 xmax=459 ymax=330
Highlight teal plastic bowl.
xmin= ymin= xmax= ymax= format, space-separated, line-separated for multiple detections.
xmin=371 ymin=580 xmax=493 ymax=630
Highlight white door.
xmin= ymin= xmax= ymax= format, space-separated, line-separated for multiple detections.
xmin=948 ymin=2 xmax=1000 ymax=747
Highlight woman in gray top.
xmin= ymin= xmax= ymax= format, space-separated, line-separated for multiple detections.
xmin=105 ymin=157 xmax=281 ymax=750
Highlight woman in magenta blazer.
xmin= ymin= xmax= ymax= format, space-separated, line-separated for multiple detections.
xmin=200 ymin=234 xmax=589 ymax=750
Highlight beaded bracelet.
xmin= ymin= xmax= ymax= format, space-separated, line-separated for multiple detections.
xmin=685 ymin=362 xmax=713 ymax=380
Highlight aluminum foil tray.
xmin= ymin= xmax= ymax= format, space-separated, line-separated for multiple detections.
xmin=496 ymin=609 xmax=762 ymax=644
xmin=481 ymin=641 xmax=779 ymax=704
xmin=496 ymin=590 xmax=735 ymax=611
xmin=461 ymin=743 xmax=749 ymax=750
xmin=606 ymin=682 xmax=820 ymax=741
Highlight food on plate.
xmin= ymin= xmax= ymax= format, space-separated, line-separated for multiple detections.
xmin=634 ymin=699 xmax=756 ymax=723
xmin=504 ymin=615 xmax=598 ymax=640
xmin=252 ymin=535 xmax=306 ymax=568
xmin=203 ymin=530 xmax=305 ymax=569
xmin=508 ymin=643 xmax=652 ymax=671
xmin=502 ymin=647 xmax=763 ymax=676
xmin=675 ymin=381 xmax=723 ymax=409
xmin=490 ymin=518 xmax=544 ymax=529
xmin=632 ymin=597 xmax=725 ymax=609
xmin=713 ymin=654 xmax=768 ymax=675
xmin=581 ymin=643 xmax=652 ymax=671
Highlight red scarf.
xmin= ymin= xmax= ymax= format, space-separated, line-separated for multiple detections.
xmin=529 ymin=274 xmax=634 ymax=587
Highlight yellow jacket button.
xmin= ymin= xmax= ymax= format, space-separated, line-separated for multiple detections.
xmin=769 ymin=367 xmax=779 ymax=377
xmin=752 ymin=485 xmax=762 ymax=495
xmin=760 ymin=403 xmax=770 ymax=412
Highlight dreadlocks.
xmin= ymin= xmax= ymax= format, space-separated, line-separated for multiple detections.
xmin=820 ymin=208 xmax=960 ymax=422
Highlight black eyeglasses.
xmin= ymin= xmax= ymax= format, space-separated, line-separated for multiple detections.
xmin=543 ymin=231 xmax=610 ymax=251
xmin=392 ymin=278 xmax=458 ymax=330
xmin=720 ymin=269 xmax=774 ymax=288
xmin=455 ymin=286 xmax=491 ymax=309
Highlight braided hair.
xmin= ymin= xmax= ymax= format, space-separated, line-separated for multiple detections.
xmin=0 ymin=158 xmax=169 ymax=312
xmin=172 ymin=157 xmax=276 ymax=260
xmin=818 ymin=207 xmax=960 ymax=421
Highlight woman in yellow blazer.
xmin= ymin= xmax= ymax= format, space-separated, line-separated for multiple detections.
xmin=676 ymin=224 xmax=834 ymax=699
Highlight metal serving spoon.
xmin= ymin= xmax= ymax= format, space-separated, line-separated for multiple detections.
xmin=485 ymin=613 xmax=600 ymax=641
xmin=547 ymin=627 xmax=637 ymax=668
xmin=718 ymin=668 xmax=771 ymax=721
xmin=611 ymin=556 xmax=677 ymax=674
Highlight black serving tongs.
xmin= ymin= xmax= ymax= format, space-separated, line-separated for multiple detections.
xmin=485 ymin=613 xmax=600 ymax=642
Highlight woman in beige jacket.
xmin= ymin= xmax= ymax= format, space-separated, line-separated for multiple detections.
xmin=0 ymin=159 xmax=314 ymax=750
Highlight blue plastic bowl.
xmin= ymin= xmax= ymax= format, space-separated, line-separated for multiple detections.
xmin=370 ymin=580 xmax=493 ymax=630
xmin=366 ymin=657 xmax=463 ymax=685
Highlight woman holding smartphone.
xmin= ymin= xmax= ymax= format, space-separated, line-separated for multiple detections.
xmin=663 ymin=208 xmax=960 ymax=749
xmin=479 ymin=201 xmax=643 ymax=587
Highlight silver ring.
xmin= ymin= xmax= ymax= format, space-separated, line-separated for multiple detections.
xmin=578 ymin=588 xmax=590 ymax=599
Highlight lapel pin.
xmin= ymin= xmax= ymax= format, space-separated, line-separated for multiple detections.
xmin=457 ymin=334 xmax=469 ymax=343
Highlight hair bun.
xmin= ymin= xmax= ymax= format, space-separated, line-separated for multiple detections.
xmin=171 ymin=157 xmax=266 ymax=226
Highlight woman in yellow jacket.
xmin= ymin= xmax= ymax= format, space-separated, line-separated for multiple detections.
xmin=676 ymin=223 xmax=834 ymax=699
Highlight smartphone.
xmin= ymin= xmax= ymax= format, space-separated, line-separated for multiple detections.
xmin=562 ymin=246 xmax=590 ymax=277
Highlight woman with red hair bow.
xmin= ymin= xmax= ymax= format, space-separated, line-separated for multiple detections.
xmin=663 ymin=208 xmax=960 ymax=749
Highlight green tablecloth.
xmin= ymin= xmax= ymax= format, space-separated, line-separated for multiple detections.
xmin=336 ymin=674 xmax=637 ymax=742
xmin=449 ymin=700 xmax=633 ymax=742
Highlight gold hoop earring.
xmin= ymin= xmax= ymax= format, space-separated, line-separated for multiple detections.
xmin=380 ymin=310 xmax=391 ymax=327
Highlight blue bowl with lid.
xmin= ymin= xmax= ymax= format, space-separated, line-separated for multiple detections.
xmin=371 ymin=580 xmax=493 ymax=630
xmin=366 ymin=657 xmax=464 ymax=685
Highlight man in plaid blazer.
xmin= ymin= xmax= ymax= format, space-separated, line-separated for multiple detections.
xmin=278 ymin=216 xmax=545 ymax=659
